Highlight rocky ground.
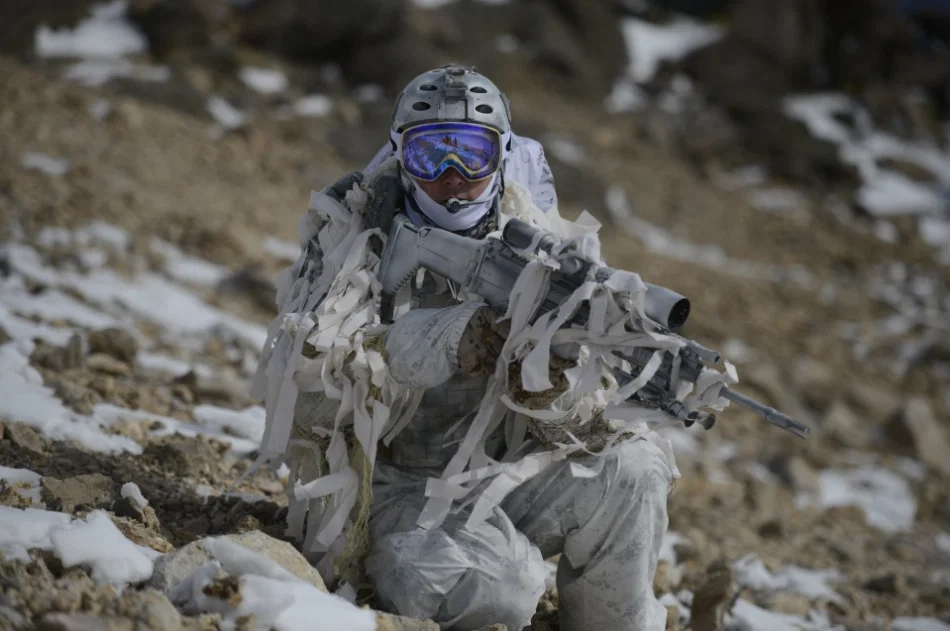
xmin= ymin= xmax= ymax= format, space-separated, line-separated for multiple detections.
xmin=2 ymin=1 xmax=950 ymax=630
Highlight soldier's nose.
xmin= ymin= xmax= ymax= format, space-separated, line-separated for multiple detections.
xmin=440 ymin=169 xmax=465 ymax=190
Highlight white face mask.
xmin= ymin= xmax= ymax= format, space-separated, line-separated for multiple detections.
xmin=406 ymin=172 xmax=499 ymax=232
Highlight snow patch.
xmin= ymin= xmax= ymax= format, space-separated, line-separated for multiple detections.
xmin=659 ymin=531 xmax=686 ymax=565
xmin=732 ymin=554 xmax=843 ymax=601
xmin=192 ymin=405 xmax=266 ymax=442
xmin=21 ymin=152 xmax=70 ymax=177
xmin=796 ymin=466 xmax=916 ymax=533
xmin=120 ymin=482 xmax=149 ymax=509
xmin=782 ymin=93 xmax=950 ymax=257
xmin=0 ymin=506 xmax=157 ymax=586
xmin=174 ymin=537 xmax=376 ymax=631
xmin=63 ymin=59 xmax=171 ymax=87
xmin=34 ymin=1 xmax=147 ymax=59
xmin=51 ymin=510 xmax=156 ymax=585
xmin=263 ymin=236 xmax=302 ymax=262
xmin=0 ymin=304 xmax=76 ymax=346
xmin=149 ymin=238 xmax=229 ymax=287
xmin=0 ymin=281 xmax=119 ymax=330
xmin=93 ymin=404 xmax=260 ymax=455
xmin=542 ymin=135 xmax=588 ymax=167
xmin=136 ymin=352 xmax=213 ymax=379
xmin=207 ymin=97 xmax=246 ymax=130
xmin=293 ymin=95 xmax=333 ymax=118
xmin=239 ymin=67 xmax=289 ymax=94
xmin=0 ymin=467 xmax=43 ymax=506
xmin=727 ymin=599 xmax=844 ymax=631
xmin=0 ymin=342 xmax=142 ymax=454
xmin=619 ymin=16 xmax=724 ymax=84
xmin=77 ymin=221 xmax=131 ymax=251
xmin=604 ymin=80 xmax=648 ymax=114
xmin=0 ymin=506 xmax=71 ymax=561
xmin=892 ymin=619 xmax=950 ymax=631
xmin=61 ymin=268 xmax=266 ymax=351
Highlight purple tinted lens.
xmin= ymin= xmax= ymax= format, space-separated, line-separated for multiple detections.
xmin=402 ymin=122 xmax=501 ymax=181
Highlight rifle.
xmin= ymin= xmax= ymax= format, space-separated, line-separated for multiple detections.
xmin=377 ymin=213 xmax=811 ymax=439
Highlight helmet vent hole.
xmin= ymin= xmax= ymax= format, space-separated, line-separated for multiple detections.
xmin=419 ymin=84 xmax=438 ymax=91
xmin=475 ymin=104 xmax=493 ymax=114
xmin=412 ymin=101 xmax=432 ymax=111
xmin=470 ymin=86 xmax=487 ymax=93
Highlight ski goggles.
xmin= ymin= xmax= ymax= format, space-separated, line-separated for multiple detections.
xmin=392 ymin=122 xmax=508 ymax=182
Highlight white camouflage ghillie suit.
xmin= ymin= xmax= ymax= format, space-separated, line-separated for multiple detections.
xmin=251 ymin=65 xmax=683 ymax=631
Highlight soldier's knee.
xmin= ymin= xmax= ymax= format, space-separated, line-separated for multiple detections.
xmin=366 ymin=527 xmax=546 ymax=631
xmin=607 ymin=439 xmax=674 ymax=498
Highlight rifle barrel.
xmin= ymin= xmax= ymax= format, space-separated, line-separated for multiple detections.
xmin=720 ymin=387 xmax=811 ymax=439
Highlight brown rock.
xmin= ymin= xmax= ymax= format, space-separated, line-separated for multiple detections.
xmin=665 ymin=605 xmax=681 ymax=631
xmin=375 ymin=612 xmax=441 ymax=631
xmin=846 ymin=381 xmax=901 ymax=425
xmin=512 ymin=0 xmax=628 ymax=100
xmin=111 ymin=589 xmax=184 ymax=630
xmin=41 ymin=473 xmax=115 ymax=513
xmin=86 ymin=353 xmax=132 ymax=377
xmin=149 ymin=530 xmax=328 ymax=595
xmin=31 ymin=334 xmax=87 ymax=372
xmin=886 ymin=396 xmax=950 ymax=476
xmin=108 ymin=419 xmax=149 ymax=444
xmin=50 ymin=378 xmax=97 ymax=415
xmin=88 ymin=328 xmax=139 ymax=364
xmin=690 ymin=559 xmax=734 ymax=631
xmin=112 ymin=495 xmax=147 ymax=523
xmin=143 ymin=435 xmax=221 ymax=479
xmin=654 ymin=560 xmax=672 ymax=595
xmin=202 ymin=576 xmax=243 ymax=607
xmin=823 ymin=399 xmax=872 ymax=449
xmin=231 ymin=514 xmax=261 ymax=534
xmin=766 ymin=592 xmax=811 ymax=616
xmin=0 ymin=324 xmax=10 ymax=344
xmin=90 ymin=374 xmax=118 ymax=398
xmin=237 ymin=0 xmax=403 ymax=74
xmin=109 ymin=513 xmax=174 ymax=554
xmin=864 ymin=573 xmax=906 ymax=594
xmin=790 ymin=356 xmax=837 ymax=410
xmin=35 ymin=613 xmax=134 ymax=631
xmin=0 ymin=0 xmax=95 ymax=55
xmin=786 ymin=456 xmax=820 ymax=493
xmin=730 ymin=0 xmax=825 ymax=71
xmin=0 ymin=482 xmax=34 ymax=509
xmin=172 ymin=383 xmax=195 ymax=405
xmin=4 ymin=422 xmax=47 ymax=455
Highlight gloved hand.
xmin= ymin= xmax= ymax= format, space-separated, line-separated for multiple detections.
xmin=362 ymin=161 xmax=403 ymax=234
xmin=457 ymin=306 xmax=510 ymax=378
xmin=324 ymin=170 xmax=364 ymax=203
xmin=507 ymin=353 xmax=576 ymax=409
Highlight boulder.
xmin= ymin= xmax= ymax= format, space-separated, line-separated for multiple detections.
xmin=0 ymin=0 xmax=94 ymax=55
xmin=886 ymin=396 xmax=950 ymax=476
xmin=148 ymin=530 xmax=327 ymax=595
xmin=41 ymin=474 xmax=115 ymax=514
xmin=513 ymin=0 xmax=628 ymax=100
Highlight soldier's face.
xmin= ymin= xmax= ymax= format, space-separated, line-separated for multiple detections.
xmin=414 ymin=167 xmax=492 ymax=204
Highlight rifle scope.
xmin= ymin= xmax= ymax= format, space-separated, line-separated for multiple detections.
xmin=502 ymin=218 xmax=691 ymax=331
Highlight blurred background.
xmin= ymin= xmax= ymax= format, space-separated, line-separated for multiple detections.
xmin=1 ymin=1 xmax=949 ymax=629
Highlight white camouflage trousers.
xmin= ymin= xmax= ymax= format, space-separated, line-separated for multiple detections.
xmin=365 ymin=438 xmax=674 ymax=631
